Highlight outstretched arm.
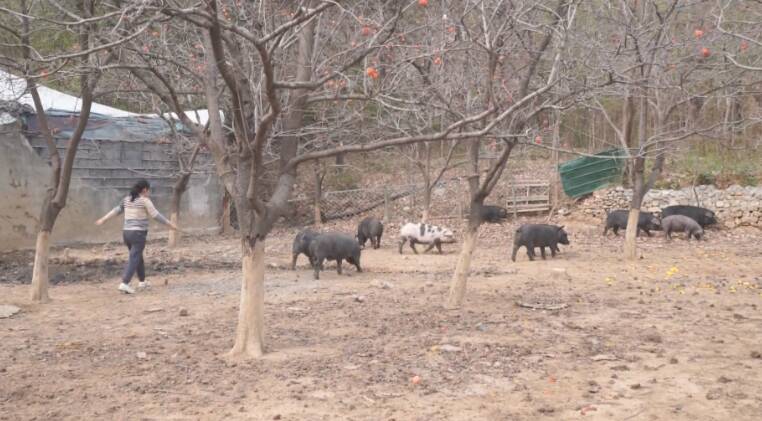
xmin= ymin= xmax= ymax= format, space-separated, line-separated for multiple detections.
xmin=95 ymin=202 xmax=123 ymax=226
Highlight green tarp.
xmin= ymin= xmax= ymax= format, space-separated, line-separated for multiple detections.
xmin=558 ymin=148 xmax=627 ymax=198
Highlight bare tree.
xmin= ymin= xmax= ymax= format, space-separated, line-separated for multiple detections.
xmin=714 ymin=0 xmax=762 ymax=150
xmin=312 ymin=160 xmax=326 ymax=226
xmin=398 ymin=142 xmax=461 ymax=222
xmin=716 ymin=0 xmax=762 ymax=72
xmin=168 ymin=138 xmax=203 ymax=247
xmin=584 ymin=0 xmax=736 ymax=259
xmin=0 ymin=0 xmax=153 ymax=301
xmin=105 ymin=0 xmax=594 ymax=358
xmin=446 ymin=0 xmax=579 ymax=308
xmin=172 ymin=1 xmax=404 ymax=358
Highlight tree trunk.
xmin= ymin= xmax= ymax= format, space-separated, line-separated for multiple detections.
xmin=421 ymin=145 xmax=432 ymax=222
xmin=169 ymin=173 xmax=191 ymax=247
xmin=313 ymin=163 xmax=323 ymax=227
xmin=623 ymin=207 xmax=641 ymax=260
xmin=446 ymin=222 xmax=479 ymax=309
xmin=445 ymin=136 xmax=487 ymax=309
xmin=624 ymin=158 xmax=645 ymax=261
xmin=551 ymin=108 xmax=561 ymax=205
xmin=279 ymin=6 xmax=315 ymax=174
xmin=168 ymin=212 xmax=180 ymax=247
xmin=228 ymin=239 xmax=266 ymax=359
xmin=383 ymin=187 xmax=390 ymax=223
xmin=621 ymin=94 xmax=636 ymax=186
xmin=624 ymin=161 xmax=645 ymax=261
xmin=624 ymin=93 xmax=648 ymax=261
xmin=421 ymin=184 xmax=432 ymax=223
xmin=219 ymin=191 xmax=232 ymax=234
xmin=27 ymin=86 xmax=88 ymax=303
xmin=313 ymin=203 xmax=322 ymax=227
xmin=168 ymin=190 xmax=182 ymax=248
xmin=29 ymin=159 xmax=63 ymax=303
xmin=30 ymin=230 xmax=52 ymax=302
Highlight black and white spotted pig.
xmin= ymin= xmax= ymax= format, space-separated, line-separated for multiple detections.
xmin=398 ymin=222 xmax=456 ymax=254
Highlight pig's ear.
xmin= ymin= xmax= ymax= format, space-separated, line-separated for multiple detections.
xmin=557 ymin=226 xmax=565 ymax=230
xmin=705 ymin=212 xmax=712 ymax=218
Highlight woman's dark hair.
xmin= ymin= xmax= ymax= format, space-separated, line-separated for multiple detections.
xmin=129 ymin=179 xmax=150 ymax=202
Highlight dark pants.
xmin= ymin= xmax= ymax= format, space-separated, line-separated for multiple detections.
xmin=122 ymin=230 xmax=147 ymax=284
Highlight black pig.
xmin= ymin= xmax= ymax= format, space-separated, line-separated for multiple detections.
xmin=291 ymin=229 xmax=319 ymax=270
xmin=511 ymin=224 xmax=570 ymax=262
xmin=309 ymin=233 xmax=363 ymax=280
xmin=661 ymin=205 xmax=717 ymax=228
xmin=479 ymin=205 xmax=509 ymax=223
xmin=357 ymin=217 xmax=384 ymax=249
xmin=603 ymin=209 xmax=661 ymax=237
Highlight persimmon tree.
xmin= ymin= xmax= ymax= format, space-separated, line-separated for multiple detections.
xmin=145 ymin=0 xmax=595 ymax=358
xmin=715 ymin=1 xmax=762 ymax=75
xmin=154 ymin=0 xmax=410 ymax=358
xmin=714 ymin=0 xmax=762 ymax=149
xmin=583 ymin=0 xmax=740 ymax=260
xmin=416 ymin=0 xmax=577 ymax=307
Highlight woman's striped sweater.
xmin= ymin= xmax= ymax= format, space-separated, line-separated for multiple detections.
xmin=106 ymin=196 xmax=170 ymax=231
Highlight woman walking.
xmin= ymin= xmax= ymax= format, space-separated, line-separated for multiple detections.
xmin=96 ymin=179 xmax=178 ymax=294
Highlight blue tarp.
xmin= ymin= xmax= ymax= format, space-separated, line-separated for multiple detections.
xmin=22 ymin=109 xmax=190 ymax=142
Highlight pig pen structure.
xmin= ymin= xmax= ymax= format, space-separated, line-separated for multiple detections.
xmin=0 ymin=105 xmax=222 ymax=251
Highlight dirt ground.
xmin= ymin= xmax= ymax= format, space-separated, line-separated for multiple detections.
xmin=1 ymin=217 xmax=761 ymax=421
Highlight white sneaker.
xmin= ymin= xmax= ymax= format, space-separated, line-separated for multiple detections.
xmin=138 ymin=281 xmax=150 ymax=289
xmin=118 ymin=283 xmax=135 ymax=294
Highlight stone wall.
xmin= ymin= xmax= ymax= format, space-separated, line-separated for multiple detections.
xmin=577 ymin=185 xmax=762 ymax=228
